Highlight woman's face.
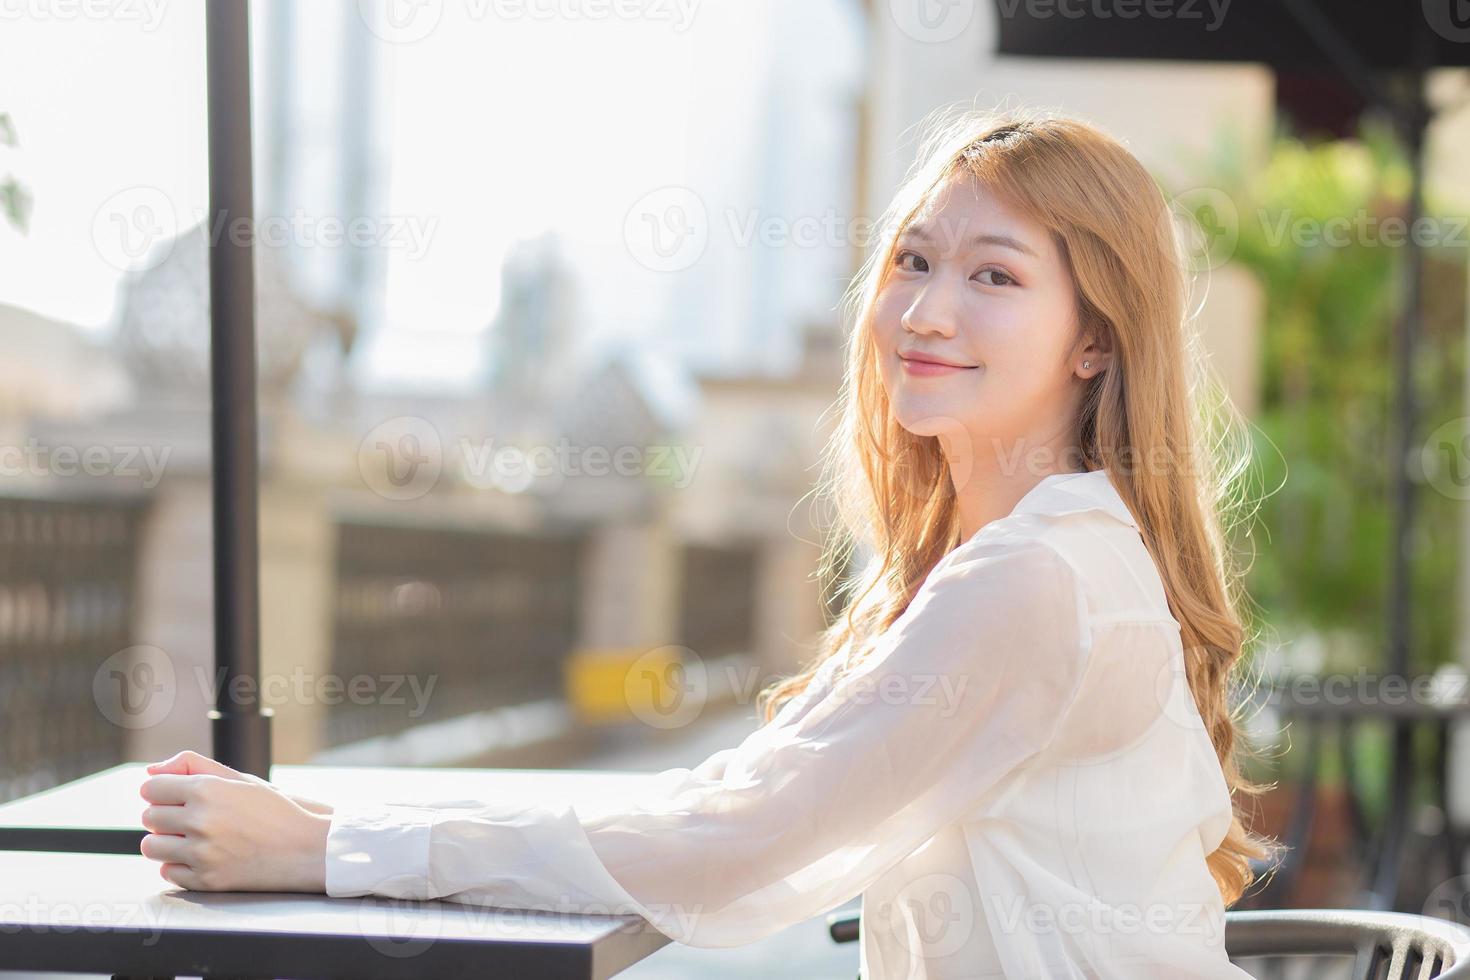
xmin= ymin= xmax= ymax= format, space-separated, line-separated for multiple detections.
xmin=872 ymin=175 xmax=1099 ymax=474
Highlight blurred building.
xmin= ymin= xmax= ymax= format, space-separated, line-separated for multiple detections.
xmin=0 ymin=193 xmax=844 ymax=789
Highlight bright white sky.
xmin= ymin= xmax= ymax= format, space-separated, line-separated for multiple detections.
xmin=0 ymin=0 xmax=772 ymax=391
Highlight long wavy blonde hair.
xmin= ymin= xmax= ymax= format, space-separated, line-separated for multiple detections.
xmin=757 ymin=106 xmax=1279 ymax=907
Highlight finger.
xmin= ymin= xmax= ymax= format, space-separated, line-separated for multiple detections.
xmin=146 ymin=749 xmax=203 ymax=774
xmin=140 ymin=774 xmax=203 ymax=805
xmin=140 ymin=833 xmax=191 ymax=865
xmin=147 ymin=750 xmax=237 ymax=779
xmin=159 ymin=862 xmax=203 ymax=890
xmin=140 ymin=803 xmax=191 ymax=835
xmin=145 ymin=751 xmax=190 ymax=775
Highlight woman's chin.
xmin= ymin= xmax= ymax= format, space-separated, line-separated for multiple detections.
xmin=893 ymin=410 xmax=974 ymax=443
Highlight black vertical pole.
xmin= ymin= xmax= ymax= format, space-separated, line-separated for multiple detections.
xmin=1368 ymin=15 xmax=1432 ymax=908
xmin=1385 ymin=61 xmax=1429 ymax=686
xmin=205 ymin=0 xmax=272 ymax=778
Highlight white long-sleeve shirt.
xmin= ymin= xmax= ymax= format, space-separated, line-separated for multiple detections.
xmin=324 ymin=468 xmax=1255 ymax=979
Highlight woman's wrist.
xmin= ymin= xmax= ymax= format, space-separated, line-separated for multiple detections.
xmin=291 ymin=795 xmax=335 ymax=817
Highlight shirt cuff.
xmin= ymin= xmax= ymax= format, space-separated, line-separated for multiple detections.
xmin=324 ymin=802 xmax=438 ymax=900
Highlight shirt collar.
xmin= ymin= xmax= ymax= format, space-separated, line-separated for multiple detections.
xmin=1007 ymin=468 xmax=1139 ymax=530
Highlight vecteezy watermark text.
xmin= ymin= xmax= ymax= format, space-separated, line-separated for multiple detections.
xmin=92 ymin=187 xmax=439 ymax=273
xmin=0 ymin=439 xmax=170 ymax=488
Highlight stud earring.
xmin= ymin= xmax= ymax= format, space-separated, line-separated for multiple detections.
xmin=1082 ymin=360 xmax=1091 ymax=369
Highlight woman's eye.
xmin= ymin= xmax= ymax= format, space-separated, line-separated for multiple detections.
xmin=894 ymin=250 xmax=928 ymax=274
xmin=975 ymin=267 xmax=1015 ymax=287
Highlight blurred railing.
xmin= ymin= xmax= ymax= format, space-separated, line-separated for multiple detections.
xmin=324 ymin=519 xmax=585 ymax=748
xmin=0 ymin=493 xmax=148 ymax=802
xmin=677 ymin=541 xmax=759 ymax=659
xmin=1240 ymin=670 xmax=1470 ymax=913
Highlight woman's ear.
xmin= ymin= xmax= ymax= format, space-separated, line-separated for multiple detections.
xmin=1074 ymin=328 xmax=1113 ymax=379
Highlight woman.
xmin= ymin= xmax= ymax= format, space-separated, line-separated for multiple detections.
xmin=138 ymin=107 xmax=1278 ymax=978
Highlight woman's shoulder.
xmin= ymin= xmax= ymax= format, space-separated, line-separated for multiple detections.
xmin=941 ymin=508 xmax=1091 ymax=588
xmin=936 ymin=516 xmax=1076 ymax=581
xmin=919 ymin=524 xmax=1089 ymax=634
xmin=943 ymin=506 xmax=1169 ymax=625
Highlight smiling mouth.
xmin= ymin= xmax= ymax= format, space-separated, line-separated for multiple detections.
xmin=899 ymin=354 xmax=980 ymax=376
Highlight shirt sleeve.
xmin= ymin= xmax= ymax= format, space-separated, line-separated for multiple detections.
xmin=324 ymin=535 xmax=1093 ymax=948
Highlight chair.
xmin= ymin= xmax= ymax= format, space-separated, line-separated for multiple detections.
xmin=826 ymin=907 xmax=1470 ymax=978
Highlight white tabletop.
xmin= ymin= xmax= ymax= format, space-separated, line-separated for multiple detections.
xmin=0 ymin=764 xmax=678 ymax=979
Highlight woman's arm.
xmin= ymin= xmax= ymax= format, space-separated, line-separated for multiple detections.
xmin=144 ymin=753 xmax=335 ymax=814
xmin=325 ymin=536 xmax=1093 ymax=949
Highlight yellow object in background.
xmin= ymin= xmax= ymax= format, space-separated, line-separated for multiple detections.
xmin=564 ymin=646 xmax=683 ymax=725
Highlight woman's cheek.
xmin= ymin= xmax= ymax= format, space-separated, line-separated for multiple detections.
xmin=869 ymin=295 xmax=903 ymax=350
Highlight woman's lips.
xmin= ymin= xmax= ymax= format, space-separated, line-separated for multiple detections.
xmin=899 ymin=355 xmax=980 ymax=377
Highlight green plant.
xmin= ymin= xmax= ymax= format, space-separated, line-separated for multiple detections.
xmin=1175 ymin=116 xmax=1466 ymax=676
xmin=0 ymin=112 xmax=32 ymax=234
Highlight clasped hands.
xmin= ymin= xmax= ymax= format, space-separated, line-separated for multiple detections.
xmin=138 ymin=750 xmax=335 ymax=893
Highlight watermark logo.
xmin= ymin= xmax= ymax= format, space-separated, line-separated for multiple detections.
xmin=624 ymin=186 xmax=708 ymax=272
xmin=0 ymin=0 xmax=169 ymax=31
xmin=1421 ymin=416 xmax=1470 ymax=501
xmin=93 ymin=644 xmax=176 ymax=730
xmin=92 ymin=186 xmax=179 ymax=274
xmin=0 ymin=439 xmax=171 ymax=487
xmin=1166 ymin=186 xmax=1238 ymax=273
xmin=991 ymin=0 xmax=1231 ymax=31
xmin=1423 ymin=0 xmax=1470 ymax=42
xmin=625 ymin=645 xmax=708 ymax=730
xmin=876 ymin=872 xmax=977 ymax=957
xmin=1424 ymin=875 xmax=1470 ymax=926
xmin=359 ymin=416 xmax=444 ymax=501
xmin=1156 ymin=647 xmax=1207 ymax=733
xmin=356 ymin=887 xmax=445 ymax=959
xmin=0 ymin=896 xmax=173 ymax=946
xmin=91 ymin=189 xmax=438 ymax=273
xmin=358 ymin=0 xmax=700 ymax=44
xmin=1264 ymin=668 xmax=1469 ymax=711
xmin=359 ymin=0 xmax=445 ymax=43
xmin=889 ymin=0 xmax=976 ymax=43
xmin=1256 ymin=208 xmax=1469 ymax=250
xmin=356 ymin=420 xmax=704 ymax=500
xmin=93 ymin=643 xmax=441 ymax=729
xmin=458 ymin=437 xmax=703 ymax=492
xmin=198 ymin=666 xmax=439 ymax=718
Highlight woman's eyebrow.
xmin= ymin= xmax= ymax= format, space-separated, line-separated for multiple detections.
xmin=898 ymin=222 xmax=1038 ymax=258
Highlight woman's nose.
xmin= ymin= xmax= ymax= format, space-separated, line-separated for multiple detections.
xmin=900 ymin=281 xmax=962 ymax=338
